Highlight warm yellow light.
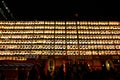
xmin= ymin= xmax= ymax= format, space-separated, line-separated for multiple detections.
xmin=55 ymin=21 xmax=65 ymax=25
xmin=109 ymin=21 xmax=119 ymax=25
xmin=66 ymin=21 xmax=76 ymax=25
xmin=98 ymin=21 xmax=108 ymax=25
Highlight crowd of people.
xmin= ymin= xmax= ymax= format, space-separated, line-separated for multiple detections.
xmin=1 ymin=61 xmax=120 ymax=80
xmin=19 ymin=62 xmax=120 ymax=80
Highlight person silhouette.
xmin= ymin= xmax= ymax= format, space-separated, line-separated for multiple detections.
xmin=28 ymin=64 xmax=40 ymax=80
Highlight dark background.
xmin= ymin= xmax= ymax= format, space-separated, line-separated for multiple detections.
xmin=0 ymin=0 xmax=120 ymax=21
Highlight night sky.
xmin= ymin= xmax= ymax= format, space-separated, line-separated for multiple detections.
xmin=0 ymin=0 xmax=120 ymax=21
